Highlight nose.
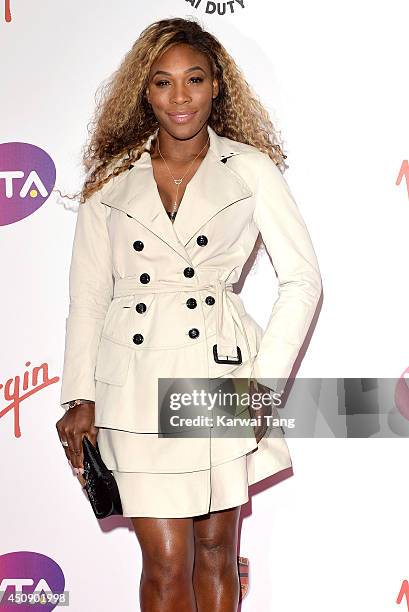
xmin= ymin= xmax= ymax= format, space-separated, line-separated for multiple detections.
xmin=170 ymin=81 xmax=191 ymax=105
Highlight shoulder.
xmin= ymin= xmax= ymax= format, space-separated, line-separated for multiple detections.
xmin=217 ymin=132 xmax=265 ymax=158
xmin=219 ymin=135 xmax=284 ymax=192
xmin=219 ymin=133 xmax=282 ymax=178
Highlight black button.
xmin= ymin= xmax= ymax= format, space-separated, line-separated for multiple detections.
xmin=196 ymin=235 xmax=208 ymax=246
xmin=205 ymin=296 xmax=215 ymax=305
xmin=127 ymin=213 xmax=132 ymax=218
xmin=186 ymin=298 xmax=197 ymax=309
xmin=183 ymin=267 xmax=195 ymax=278
xmin=140 ymin=273 xmax=150 ymax=284
xmin=135 ymin=303 xmax=147 ymax=313
xmin=133 ymin=240 xmax=144 ymax=251
xmin=188 ymin=328 xmax=200 ymax=339
xmin=132 ymin=333 xmax=144 ymax=345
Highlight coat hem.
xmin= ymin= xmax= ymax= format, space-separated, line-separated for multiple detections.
xmin=102 ymin=442 xmax=258 ymax=474
xmin=120 ymin=496 xmax=250 ymax=519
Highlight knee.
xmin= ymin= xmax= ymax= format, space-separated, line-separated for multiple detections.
xmin=194 ymin=537 xmax=237 ymax=573
xmin=142 ymin=547 xmax=193 ymax=589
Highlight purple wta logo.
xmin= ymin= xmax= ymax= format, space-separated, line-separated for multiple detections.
xmin=0 ymin=551 xmax=65 ymax=610
xmin=0 ymin=143 xmax=56 ymax=226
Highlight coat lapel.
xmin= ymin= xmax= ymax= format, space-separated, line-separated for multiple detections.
xmin=100 ymin=125 xmax=253 ymax=259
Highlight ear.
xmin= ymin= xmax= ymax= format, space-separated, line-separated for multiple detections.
xmin=146 ymin=88 xmax=151 ymax=104
xmin=212 ymin=78 xmax=219 ymax=99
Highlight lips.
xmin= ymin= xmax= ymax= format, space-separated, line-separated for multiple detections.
xmin=167 ymin=111 xmax=197 ymax=124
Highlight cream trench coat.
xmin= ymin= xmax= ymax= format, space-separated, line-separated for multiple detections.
xmin=59 ymin=125 xmax=322 ymax=477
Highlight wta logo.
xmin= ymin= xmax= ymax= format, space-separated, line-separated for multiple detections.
xmin=0 ymin=143 xmax=56 ymax=226
xmin=0 ymin=551 xmax=66 ymax=610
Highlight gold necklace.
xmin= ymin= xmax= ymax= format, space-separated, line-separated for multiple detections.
xmin=157 ymin=135 xmax=210 ymax=221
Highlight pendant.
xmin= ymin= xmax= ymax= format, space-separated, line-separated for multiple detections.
xmin=174 ymin=178 xmax=183 ymax=185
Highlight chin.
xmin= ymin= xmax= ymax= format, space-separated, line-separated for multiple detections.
xmin=163 ymin=121 xmax=202 ymax=139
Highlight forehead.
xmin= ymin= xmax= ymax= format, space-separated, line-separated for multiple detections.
xmin=150 ymin=43 xmax=211 ymax=73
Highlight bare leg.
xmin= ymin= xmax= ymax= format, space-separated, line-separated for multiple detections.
xmin=130 ymin=517 xmax=197 ymax=612
xmin=192 ymin=506 xmax=241 ymax=611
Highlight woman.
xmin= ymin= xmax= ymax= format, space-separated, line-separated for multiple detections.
xmin=56 ymin=16 xmax=322 ymax=611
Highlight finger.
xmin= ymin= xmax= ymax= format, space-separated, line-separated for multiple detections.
xmin=61 ymin=444 xmax=71 ymax=463
xmin=66 ymin=430 xmax=84 ymax=470
xmin=72 ymin=435 xmax=84 ymax=470
xmin=56 ymin=425 xmax=72 ymax=462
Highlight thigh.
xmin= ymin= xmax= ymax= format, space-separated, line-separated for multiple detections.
xmin=193 ymin=506 xmax=241 ymax=549
xmin=131 ymin=517 xmax=195 ymax=565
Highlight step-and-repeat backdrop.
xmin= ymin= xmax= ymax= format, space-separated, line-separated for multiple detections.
xmin=1 ymin=1 xmax=409 ymax=610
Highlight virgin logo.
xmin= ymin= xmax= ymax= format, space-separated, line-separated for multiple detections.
xmin=0 ymin=361 xmax=59 ymax=437
xmin=0 ymin=143 xmax=56 ymax=225
xmin=397 ymin=579 xmax=409 ymax=610
xmin=4 ymin=0 xmax=11 ymax=22
xmin=396 ymin=160 xmax=409 ymax=198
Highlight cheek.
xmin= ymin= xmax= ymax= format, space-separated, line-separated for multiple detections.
xmin=149 ymin=89 xmax=168 ymax=109
xmin=193 ymin=87 xmax=214 ymax=106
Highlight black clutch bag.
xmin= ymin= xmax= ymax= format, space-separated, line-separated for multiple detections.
xmin=82 ymin=435 xmax=123 ymax=518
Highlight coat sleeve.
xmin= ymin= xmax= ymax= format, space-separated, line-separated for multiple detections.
xmin=59 ymin=189 xmax=114 ymax=409
xmin=249 ymin=153 xmax=322 ymax=395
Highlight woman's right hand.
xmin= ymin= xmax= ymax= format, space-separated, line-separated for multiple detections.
xmin=55 ymin=402 xmax=99 ymax=475
xmin=248 ymin=379 xmax=274 ymax=443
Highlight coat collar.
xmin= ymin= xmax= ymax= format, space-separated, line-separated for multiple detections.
xmin=100 ymin=125 xmax=253 ymax=261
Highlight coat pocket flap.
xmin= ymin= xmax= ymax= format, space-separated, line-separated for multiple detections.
xmin=94 ymin=335 xmax=132 ymax=385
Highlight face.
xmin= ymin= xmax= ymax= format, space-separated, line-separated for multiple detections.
xmin=146 ymin=43 xmax=219 ymax=139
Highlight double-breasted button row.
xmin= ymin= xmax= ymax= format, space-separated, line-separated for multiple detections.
xmin=133 ymin=236 xmax=207 ymax=250
xmin=138 ymin=269 xmax=198 ymax=284
xmin=133 ymin=328 xmax=201 ymax=344
xmin=129 ymin=238 xmax=211 ymax=343
xmin=185 ymin=296 xmax=215 ymax=309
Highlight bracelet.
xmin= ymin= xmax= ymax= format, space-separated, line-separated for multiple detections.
xmin=68 ymin=398 xmax=94 ymax=409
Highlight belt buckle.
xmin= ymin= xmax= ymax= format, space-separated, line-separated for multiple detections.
xmin=213 ymin=344 xmax=242 ymax=365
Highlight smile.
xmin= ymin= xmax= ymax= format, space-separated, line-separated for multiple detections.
xmin=167 ymin=111 xmax=197 ymax=124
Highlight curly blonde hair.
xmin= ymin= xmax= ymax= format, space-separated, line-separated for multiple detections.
xmin=58 ymin=16 xmax=288 ymax=204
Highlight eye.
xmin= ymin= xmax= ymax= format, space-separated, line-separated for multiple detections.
xmin=190 ymin=76 xmax=204 ymax=84
xmin=155 ymin=80 xmax=170 ymax=87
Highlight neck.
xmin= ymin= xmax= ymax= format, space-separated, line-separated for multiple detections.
xmin=153 ymin=125 xmax=210 ymax=163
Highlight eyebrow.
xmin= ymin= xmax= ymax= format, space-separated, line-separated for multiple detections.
xmin=151 ymin=66 xmax=206 ymax=78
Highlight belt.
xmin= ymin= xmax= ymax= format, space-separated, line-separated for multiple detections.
xmin=113 ymin=276 xmax=250 ymax=364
